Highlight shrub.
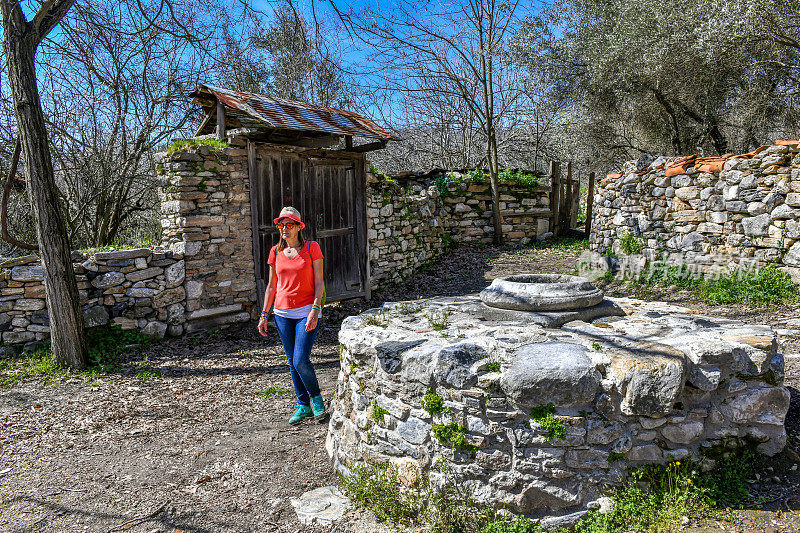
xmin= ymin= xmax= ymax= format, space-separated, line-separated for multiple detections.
xmin=530 ymin=403 xmax=566 ymax=441
xmin=618 ymin=233 xmax=645 ymax=255
xmin=422 ymin=387 xmax=448 ymax=415
xmin=431 ymin=421 xmax=476 ymax=451
xmin=372 ymin=404 xmax=390 ymax=425
xmin=166 ymin=137 xmax=228 ymax=156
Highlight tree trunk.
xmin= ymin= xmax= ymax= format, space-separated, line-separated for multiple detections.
xmin=3 ymin=4 xmax=88 ymax=369
xmin=486 ymin=133 xmax=503 ymax=245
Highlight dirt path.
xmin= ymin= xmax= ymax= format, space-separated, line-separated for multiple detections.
xmin=1 ymin=242 xmax=798 ymax=532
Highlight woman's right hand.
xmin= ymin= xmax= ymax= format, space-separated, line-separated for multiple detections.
xmin=258 ymin=317 xmax=269 ymax=337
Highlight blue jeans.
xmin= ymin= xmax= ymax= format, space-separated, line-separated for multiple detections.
xmin=273 ymin=315 xmax=321 ymax=406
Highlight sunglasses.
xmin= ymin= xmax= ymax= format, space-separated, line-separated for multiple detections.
xmin=275 ymin=222 xmax=297 ymax=230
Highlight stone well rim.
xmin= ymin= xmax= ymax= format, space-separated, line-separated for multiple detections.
xmin=480 ymin=273 xmax=604 ymax=311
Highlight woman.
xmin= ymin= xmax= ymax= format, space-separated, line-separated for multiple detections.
xmin=257 ymin=206 xmax=327 ymax=425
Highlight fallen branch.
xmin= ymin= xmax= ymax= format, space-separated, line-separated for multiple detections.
xmin=107 ymin=500 xmax=170 ymax=532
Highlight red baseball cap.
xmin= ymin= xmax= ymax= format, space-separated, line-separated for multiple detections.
xmin=273 ymin=206 xmax=305 ymax=229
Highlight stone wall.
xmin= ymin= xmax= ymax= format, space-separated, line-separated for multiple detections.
xmin=0 ymin=248 xmax=185 ymax=348
xmin=590 ymin=141 xmax=800 ymax=279
xmin=157 ymin=140 xmax=257 ymax=332
xmin=327 ymin=296 xmax=789 ymax=525
xmin=0 ymin=142 xmax=553 ymax=347
xmin=366 ymin=174 xmax=551 ymax=290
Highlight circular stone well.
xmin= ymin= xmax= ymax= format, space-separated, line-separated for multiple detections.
xmin=480 ymin=274 xmax=604 ymax=311
xmin=327 ymin=291 xmax=790 ymax=527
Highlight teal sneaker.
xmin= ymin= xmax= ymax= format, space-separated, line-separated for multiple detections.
xmin=289 ymin=404 xmax=312 ymax=425
xmin=311 ymin=395 xmax=328 ymax=422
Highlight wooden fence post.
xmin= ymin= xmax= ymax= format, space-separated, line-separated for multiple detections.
xmin=549 ymin=161 xmax=561 ymax=235
xmin=571 ymin=171 xmax=580 ymax=229
xmin=586 ymin=171 xmax=596 ymax=238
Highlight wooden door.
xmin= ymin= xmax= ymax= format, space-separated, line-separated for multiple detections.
xmin=248 ymin=144 xmax=366 ymax=309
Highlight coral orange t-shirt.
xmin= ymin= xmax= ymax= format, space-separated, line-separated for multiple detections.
xmin=268 ymin=241 xmax=323 ymax=310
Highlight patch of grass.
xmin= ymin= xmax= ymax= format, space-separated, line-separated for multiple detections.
xmin=397 ymin=299 xmax=424 ymax=315
xmin=467 ymin=169 xmax=488 ymax=184
xmin=521 ymin=236 xmax=589 ymax=254
xmin=134 ymin=370 xmax=161 ymax=380
xmin=86 ymin=324 xmax=154 ymax=372
xmin=1 ymin=324 xmax=155 ymax=387
xmin=431 ymin=421 xmax=476 ymax=451
xmin=426 ymin=308 xmax=451 ymax=331
xmin=166 ymin=137 xmax=229 ymax=156
xmin=0 ymin=348 xmax=67 ymax=387
xmin=362 ymin=311 xmax=389 ymax=328
xmin=257 ymin=386 xmax=292 ymax=398
xmin=592 ymin=342 xmax=601 ymax=351
xmin=485 ymin=360 xmax=501 ymax=373
xmin=421 ymin=387 xmax=449 ymax=415
xmin=372 ymin=404 xmax=390 ymax=425
xmin=635 ymin=264 xmax=798 ymax=306
xmin=618 ymin=233 xmax=645 ymax=255
xmin=530 ymin=403 xmax=566 ymax=441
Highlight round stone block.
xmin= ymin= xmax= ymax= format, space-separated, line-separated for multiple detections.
xmin=480 ymin=274 xmax=604 ymax=311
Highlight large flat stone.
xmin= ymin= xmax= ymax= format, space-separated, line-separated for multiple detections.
xmin=434 ymin=342 xmax=487 ymax=388
xmin=607 ymin=341 xmax=685 ymax=417
xmin=500 ymin=342 xmax=600 ymax=407
xmin=290 ymin=486 xmax=351 ymax=526
xmin=719 ymin=386 xmax=790 ymax=426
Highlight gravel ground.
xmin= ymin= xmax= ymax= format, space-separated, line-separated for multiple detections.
xmin=1 ymin=242 xmax=798 ymax=532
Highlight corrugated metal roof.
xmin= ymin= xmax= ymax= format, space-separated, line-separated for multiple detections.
xmin=193 ymin=84 xmax=394 ymax=140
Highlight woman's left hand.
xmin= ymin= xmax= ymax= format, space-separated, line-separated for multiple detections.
xmin=306 ymin=308 xmax=320 ymax=331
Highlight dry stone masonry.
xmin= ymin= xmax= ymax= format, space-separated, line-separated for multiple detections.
xmin=327 ymin=285 xmax=789 ymax=526
xmin=0 ymin=248 xmax=185 ymax=348
xmin=0 ymin=141 xmax=553 ymax=348
xmin=367 ymin=173 xmax=551 ymax=290
xmin=157 ymin=141 xmax=256 ymax=333
xmin=590 ymin=140 xmax=800 ymax=280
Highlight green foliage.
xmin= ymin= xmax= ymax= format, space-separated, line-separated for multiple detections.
xmin=575 ymin=461 xmax=710 ymax=533
xmin=485 ymin=361 xmax=501 ymax=373
xmin=372 ymin=404 xmax=390 ymax=425
xmin=520 ymin=236 xmax=589 ymax=254
xmin=257 ymin=385 xmax=292 ymax=398
xmin=441 ymin=232 xmax=453 ymax=246
xmin=0 ymin=348 xmax=68 ymax=387
xmin=695 ymin=449 xmax=754 ymax=508
xmin=434 ymin=174 xmax=452 ymax=197
xmin=467 ymin=169 xmax=488 ymax=183
xmin=699 ymin=266 xmax=798 ymax=306
xmin=608 ymin=452 xmax=626 ymax=462
xmin=636 ymin=265 xmax=798 ymax=306
xmin=86 ymin=324 xmax=154 ymax=372
xmin=426 ymin=308 xmax=451 ymax=330
xmin=530 ymin=403 xmax=566 ymax=441
xmin=134 ymin=370 xmax=161 ymax=380
xmin=397 ymin=299 xmax=424 ymax=315
xmin=166 ymin=137 xmax=229 ymax=156
xmin=431 ymin=421 xmax=476 ymax=451
xmin=422 ymin=387 xmax=449 ymax=415
xmin=362 ymin=311 xmax=389 ymax=327
xmin=618 ymin=233 xmax=645 ymax=255
xmin=480 ymin=516 xmax=545 ymax=533
xmin=498 ymin=169 xmax=541 ymax=191
xmin=592 ymin=342 xmax=601 ymax=351
xmin=341 ymin=461 xmax=507 ymax=532
xmin=341 ymin=462 xmax=423 ymax=523
xmin=0 ymin=324 xmax=155 ymax=387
